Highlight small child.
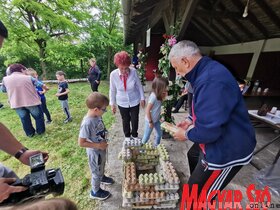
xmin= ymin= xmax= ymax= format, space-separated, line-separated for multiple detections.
xmin=78 ymin=92 xmax=114 ymax=200
xmin=27 ymin=68 xmax=52 ymax=124
xmin=142 ymin=76 xmax=169 ymax=147
xmin=55 ymin=71 xmax=72 ymax=123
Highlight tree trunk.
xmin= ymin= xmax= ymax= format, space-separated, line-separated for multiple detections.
xmin=37 ymin=40 xmax=47 ymax=79
xmin=107 ymin=46 xmax=112 ymax=80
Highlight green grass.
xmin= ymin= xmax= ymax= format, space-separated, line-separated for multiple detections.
xmin=0 ymin=81 xmax=115 ymax=210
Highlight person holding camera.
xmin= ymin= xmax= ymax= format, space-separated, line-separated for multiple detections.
xmin=0 ymin=122 xmax=49 ymax=203
xmin=78 ymin=92 xmax=114 ymax=201
xmin=0 ymin=20 xmax=49 ymax=204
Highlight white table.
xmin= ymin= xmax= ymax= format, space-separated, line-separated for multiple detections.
xmin=248 ymin=110 xmax=280 ymax=170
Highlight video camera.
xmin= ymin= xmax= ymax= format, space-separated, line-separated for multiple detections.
xmin=1 ymin=153 xmax=64 ymax=205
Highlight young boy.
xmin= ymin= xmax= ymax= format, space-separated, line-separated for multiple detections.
xmin=78 ymin=92 xmax=114 ymax=200
xmin=55 ymin=71 xmax=72 ymax=123
xmin=27 ymin=68 xmax=52 ymax=124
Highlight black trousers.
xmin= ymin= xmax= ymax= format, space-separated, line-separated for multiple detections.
xmin=174 ymin=94 xmax=188 ymax=112
xmin=118 ymin=104 xmax=139 ymax=138
xmin=186 ymin=143 xmax=242 ymax=208
xmin=188 ymin=93 xmax=193 ymax=115
xmin=90 ymin=81 xmax=99 ymax=92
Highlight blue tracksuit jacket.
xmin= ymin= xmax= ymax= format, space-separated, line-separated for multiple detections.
xmin=185 ymin=56 xmax=256 ymax=170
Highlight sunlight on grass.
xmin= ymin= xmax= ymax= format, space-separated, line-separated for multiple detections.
xmin=0 ymin=81 xmax=115 ymax=210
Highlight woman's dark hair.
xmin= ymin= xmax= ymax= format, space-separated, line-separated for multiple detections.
xmin=152 ymin=76 xmax=169 ymax=101
xmin=9 ymin=63 xmax=26 ymax=74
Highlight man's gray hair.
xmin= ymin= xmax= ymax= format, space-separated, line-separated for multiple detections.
xmin=168 ymin=40 xmax=200 ymax=60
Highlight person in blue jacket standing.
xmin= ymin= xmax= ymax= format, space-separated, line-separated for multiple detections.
xmin=169 ymin=40 xmax=256 ymax=205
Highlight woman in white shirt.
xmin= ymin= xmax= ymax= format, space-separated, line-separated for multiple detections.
xmin=109 ymin=51 xmax=145 ymax=140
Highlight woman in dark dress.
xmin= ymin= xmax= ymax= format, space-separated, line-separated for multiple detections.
xmin=88 ymin=58 xmax=101 ymax=92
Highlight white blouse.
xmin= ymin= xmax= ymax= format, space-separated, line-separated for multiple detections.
xmin=109 ymin=67 xmax=145 ymax=108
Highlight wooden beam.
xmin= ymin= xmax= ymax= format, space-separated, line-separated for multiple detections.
xmin=219 ymin=2 xmax=254 ymax=39
xmin=231 ymin=0 xmax=268 ymax=37
xmin=194 ymin=16 xmax=232 ymax=43
xmin=133 ymin=0 xmax=158 ymax=13
xmin=149 ymin=0 xmax=170 ymax=28
xmin=178 ymin=0 xmax=200 ymax=40
xmin=254 ymin=0 xmax=280 ymax=29
xmin=131 ymin=9 xmax=154 ymax=23
xmin=193 ymin=17 xmax=225 ymax=44
xmin=194 ymin=9 xmax=243 ymax=19
xmin=191 ymin=20 xmax=220 ymax=45
xmin=200 ymin=17 xmax=232 ymax=43
xmin=162 ymin=12 xmax=170 ymax=34
xmin=214 ymin=18 xmax=241 ymax=42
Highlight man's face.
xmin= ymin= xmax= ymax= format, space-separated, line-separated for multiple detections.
xmin=170 ymin=57 xmax=191 ymax=77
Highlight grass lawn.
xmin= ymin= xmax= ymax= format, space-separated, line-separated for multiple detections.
xmin=0 ymin=81 xmax=115 ymax=210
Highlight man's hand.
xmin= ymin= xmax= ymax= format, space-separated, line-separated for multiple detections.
xmin=111 ymin=105 xmax=116 ymax=114
xmin=98 ymin=141 xmax=108 ymax=150
xmin=140 ymin=100 xmax=145 ymax=108
xmin=173 ymin=127 xmax=187 ymax=141
xmin=95 ymin=80 xmax=100 ymax=84
xmin=177 ymin=120 xmax=192 ymax=130
xmin=19 ymin=150 xmax=49 ymax=166
xmin=55 ymin=93 xmax=60 ymax=97
xmin=0 ymin=178 xmax=27 ymax=203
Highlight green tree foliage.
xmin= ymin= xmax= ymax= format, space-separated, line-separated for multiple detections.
xmin=82 ymin=0 xmax=130 ymax=79
xmin=0 ymin=0 xmax=89 ymax=78
xmin=0 ymin=0 xmax=127 ymax=80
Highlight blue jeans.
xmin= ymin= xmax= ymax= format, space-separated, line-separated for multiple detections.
xmin=142 ymin=120 xmax=162 ymax=146
xmin=15 ymin=105 xmax=45 ymax=136
xmin=41 ymin=97 xmax=51 ymax=122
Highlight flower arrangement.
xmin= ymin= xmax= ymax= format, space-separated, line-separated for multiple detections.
xmin=137 ymin=51 xmax=148 ymax=86
xmin=158 ymin=34 xmax=181 ymax=124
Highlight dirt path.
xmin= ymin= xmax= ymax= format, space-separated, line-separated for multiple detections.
xmin=98 ymin=82 xmax=190 ymax=210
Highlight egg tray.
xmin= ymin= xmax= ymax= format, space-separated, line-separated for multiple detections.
xmin=161 ymin=161 xmax=180 ymax=185
xmin=160 ymin=122 xmax=178 ymax=136
xmin=155 ymin=193 xmax=179 ymax=202
xmin=124 ymin=163 xmax=137 ymax=185
xmin=123 ymin=138 xmax=142 ymax=148
xmin=120 ymin=148 xmax=133 ymax=161
xmin=153 ymin=204 xmax=177 ymax=209
xmin=124 ymin=183 xmax=154 ymax=192
xmin=123 ymin=196 xmax=158 ymax=205
xmin=121 ymin=144 xmax=179 ymax=209
xmin=123 ymin=191 xmax=164 ymax=203
xmin=136 ymin=154 xmax=159 ymax=160
xmin=138 ymin=173 xmax=165 ymax=186
xmin=154 ymin=183 xmax=179 ymax=191
xmin=136 ymin=164 xmax=155 ymax=171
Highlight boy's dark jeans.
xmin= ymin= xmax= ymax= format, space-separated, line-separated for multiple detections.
xmin=41 ymin=97 xmax=52 ymax=121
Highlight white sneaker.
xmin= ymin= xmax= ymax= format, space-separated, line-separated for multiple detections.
xmin=132 ymin=136 xmax=141 ymax=141
xmin=125 ymin=137 xmax=131 ymax=141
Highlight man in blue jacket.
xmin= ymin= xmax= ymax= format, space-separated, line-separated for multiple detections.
xmin=169 ymin=40 xmax=256 ymax=204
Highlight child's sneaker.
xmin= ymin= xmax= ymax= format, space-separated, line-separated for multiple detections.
xmin=64 ymin=117 xmax=72 ymax=123
xmin=132 ymin=136 xmax=141 ymax=141
xmin=90 ymin=188 xmax=110 ymax=200
xmin=125 ymin=137 xmax=131 ymax=141
xmin=101 ymin=175 xmax=114 ymax=185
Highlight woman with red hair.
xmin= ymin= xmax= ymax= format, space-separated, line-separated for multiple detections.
xmin=109 ymin=51 xmax=145 ymax=140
